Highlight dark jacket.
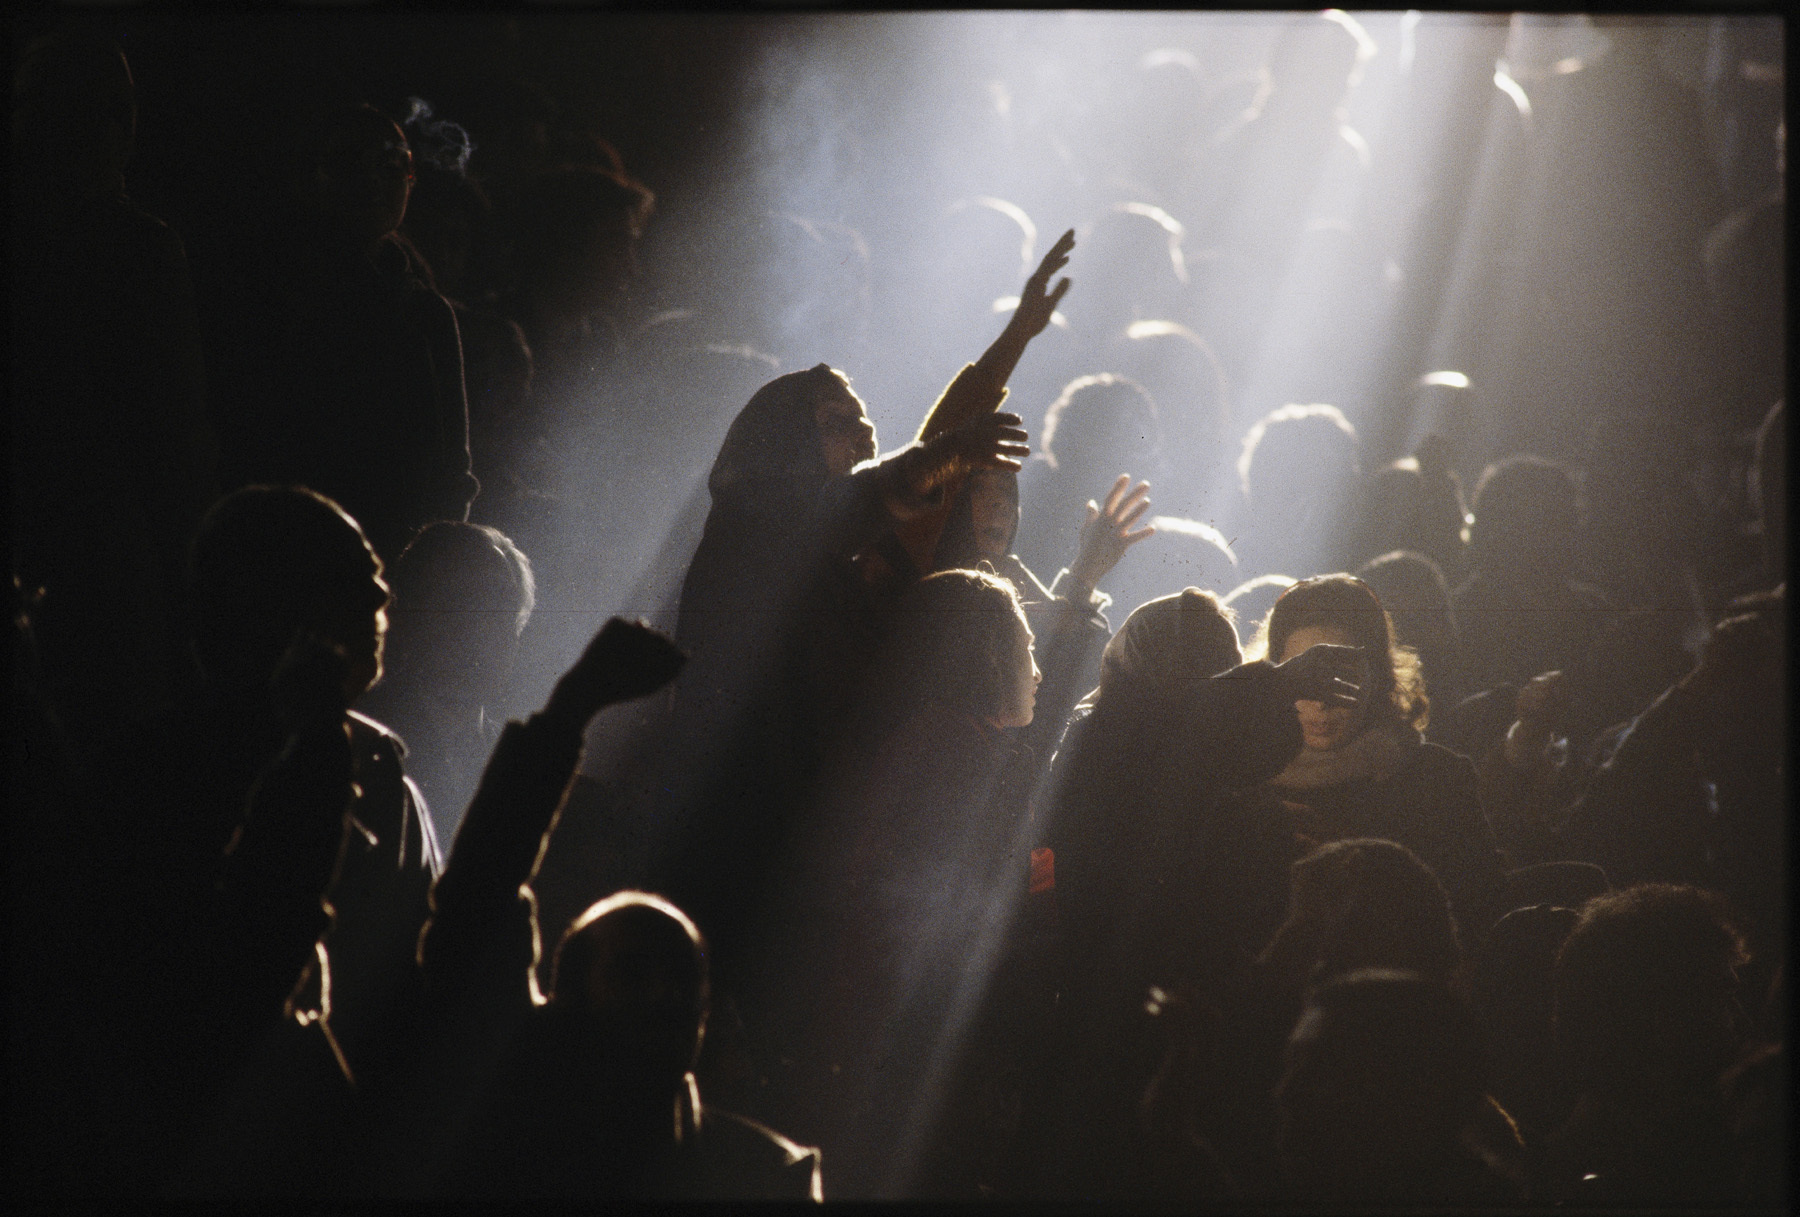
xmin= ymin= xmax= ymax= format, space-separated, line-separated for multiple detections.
xmin=1257 ymin=730 xmax=1506 ymax=931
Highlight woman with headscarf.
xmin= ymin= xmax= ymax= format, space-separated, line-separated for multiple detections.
xmin=652 ymin=232 xmax=1074 ymax=979
xmin=1246 ymin=574 xmax=1507 ymax=929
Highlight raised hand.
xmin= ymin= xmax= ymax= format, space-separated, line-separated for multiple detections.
xmin=1273 ymin=642 xmax=1364 ymax=709
xmin=1068 ymin=474 xmax=1155 ymax=593
xmin=1008 ymin=228 xmax=1075 ymax=340
xmin=912 ymin=410 xmax=1031 ymax=495
xmin=546 ymin=617 xmax=688 ymax=728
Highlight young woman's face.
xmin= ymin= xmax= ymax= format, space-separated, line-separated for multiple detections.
xmin=988 ymin=608 xmax=1041 ymax=729
xmin=813 ymin=382 xmax=878 ymax=477
xmin=1280 ymin=624 xmax=1368 ymax=751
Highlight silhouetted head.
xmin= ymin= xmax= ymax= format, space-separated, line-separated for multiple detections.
xmin=1260 ymin=838 xmax=1463 ymax=994
xmin=1265 ymin=11 xmax=1366 ymax=110
xmin=1096 ymin=586 xmax=1241 ymax=705
xmin=1468 ymin=455 xmax=1579 ymax=578
xmin=709 ymin=363 xmax=874 ymax=496
xmin=308 ymin=103 xmax=415 ymax=246
xmin=1259 ymin=574 xmax=1427 ymax=749
xmin=1071 ymin=205 xmax=1188 ymax=332
xmin=1039 ymin=373 xmax=1163 ymax=483
xmin=11 ymin=29 xmax=135 ymax=193
xmin=1354 ymin=550 xmax=1457 ymax=662
xmin=1239 ymin=403 xmax=1360 ymax=518
xmin=383 ymin=521 xmax=533 ymax=703
xmin=189 ymin=486 xmax=389 ymax=701
xmin=1277 ymin=969 xmax=1489 ymax=1202
xmin=1358 ymin=454 xmax=1466 ymax=574
xmin=549 ymin=892 xmax=709 ymax=1093
xmin=888 ymin=568 xmax=1037 ymax=729
xmin=1555 ymin=884 xmax=1751 ymax=1102
xmin=511 ymin=164 xmax=654 ymax=320
xmin=402 ymin=161 xmax=490 ymax=298
xmin=934 ymin=469 xmax=1021 ymax=570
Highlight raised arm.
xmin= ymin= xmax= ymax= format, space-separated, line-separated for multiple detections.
xmin=974 ymin=227 xmax=1075 ymax=391
xmin=418 ymin=619 xmax=686 ymax=998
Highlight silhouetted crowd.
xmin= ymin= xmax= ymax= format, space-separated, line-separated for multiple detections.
xmin=8 ymin=21 xmax=1787 ymax=1209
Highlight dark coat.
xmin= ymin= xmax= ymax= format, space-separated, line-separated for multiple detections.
xmin=217 ymin=232 xmax=477 ymax=561
xmin=1256 ymin=732 xmax=1506 ymax=931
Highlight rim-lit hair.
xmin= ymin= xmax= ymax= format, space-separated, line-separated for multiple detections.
xmin=1039 ymin=373 xmax=1157 ymax=472
xmin=889 ymin=567 xmax=1029 ymax=721
xmin=549 ymin=891 xmax=708 ymax=1010
xmin=1237 ymin=402 xmax=1357 ymax=500
xmin=1254 ymin=573 xmax=1428 ymax=732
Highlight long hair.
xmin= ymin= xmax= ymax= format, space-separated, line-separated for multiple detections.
xmin=1254 ymin=573 xmax=1428 ymax=732
xmin=883 ymin=568 xmax=1028 ymax=723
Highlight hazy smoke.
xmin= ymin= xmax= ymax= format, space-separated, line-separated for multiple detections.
xmin=403 ymin=96 xmax=475 ymax=176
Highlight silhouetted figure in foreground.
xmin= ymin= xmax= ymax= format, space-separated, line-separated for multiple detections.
xmin=10 ymin=29 xmax=216 ymax=740
xmin=65 ymin=487 xmax=433 ymax=1194
xmin=1276 ymin=970 xmax=1525 ymax=1206
xmin=753 ymin=569 xmax=1040 ymax=1199
xmin=1542 ymin=883 xmax=1755 ymax=1208
xmin=1035 ymin=588 xmax=1363 ymax=1203
xmin=446 ymin=894 xmax=821 ymax=1201
xmin=659 ymin=233 xmax=1071 ymax=977
xmin=220 ymin=104 xmax=477 ymax=563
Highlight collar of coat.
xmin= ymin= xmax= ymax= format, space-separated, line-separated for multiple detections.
xmin=1267 ymin=721 xmax=1418 ymax=791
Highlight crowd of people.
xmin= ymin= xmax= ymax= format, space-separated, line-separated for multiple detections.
xmin=8 ymin=18 xmax=1787 ymax=1208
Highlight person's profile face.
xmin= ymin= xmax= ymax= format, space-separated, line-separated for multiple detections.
xmin=316 ymin=121 xmax=414 ymax=243
xmin=813 ymin=381 xmax=877 ymax=477
xmin=1281 ymin=623 xmax=1367 ymax=750
xmin=968 ymin=470 xmax=1019 ymax=560
xmin=988 ymin=608 xmax=1040 ymax=729
xmin=310 ymin=560 xmax=390 ymax=702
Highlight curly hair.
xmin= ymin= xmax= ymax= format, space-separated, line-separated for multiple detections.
xmin=1253 ymin=573 xmax=1429 ymax=732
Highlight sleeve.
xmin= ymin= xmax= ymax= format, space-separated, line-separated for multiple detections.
xmin=1183 ymin=660 xmax=1306 ymax=788
xmin=912 ymin=361 xmax=1009 ymax=444
xmin=1019 ymin=559 xmax=1112 ymax=763
xmin=212 ymin=721 xmax=357 ymax=1032
xmin=415 ymin=712 xmax=586 ymax=1006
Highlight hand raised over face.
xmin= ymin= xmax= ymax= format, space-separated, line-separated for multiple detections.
xmin=916 ymin=411 xmax=1031 ymax=492
xmin=1274 ymin=642 xmax=1365 ymax=710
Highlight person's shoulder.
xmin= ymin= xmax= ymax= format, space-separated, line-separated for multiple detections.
xmin=1405 ymin=735 xmax=1480 ymax=783
xmin=348 ymin=708 xmax=407 ymax=757
xmin=686 ymin=1106 xmax=822 ymax=1202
